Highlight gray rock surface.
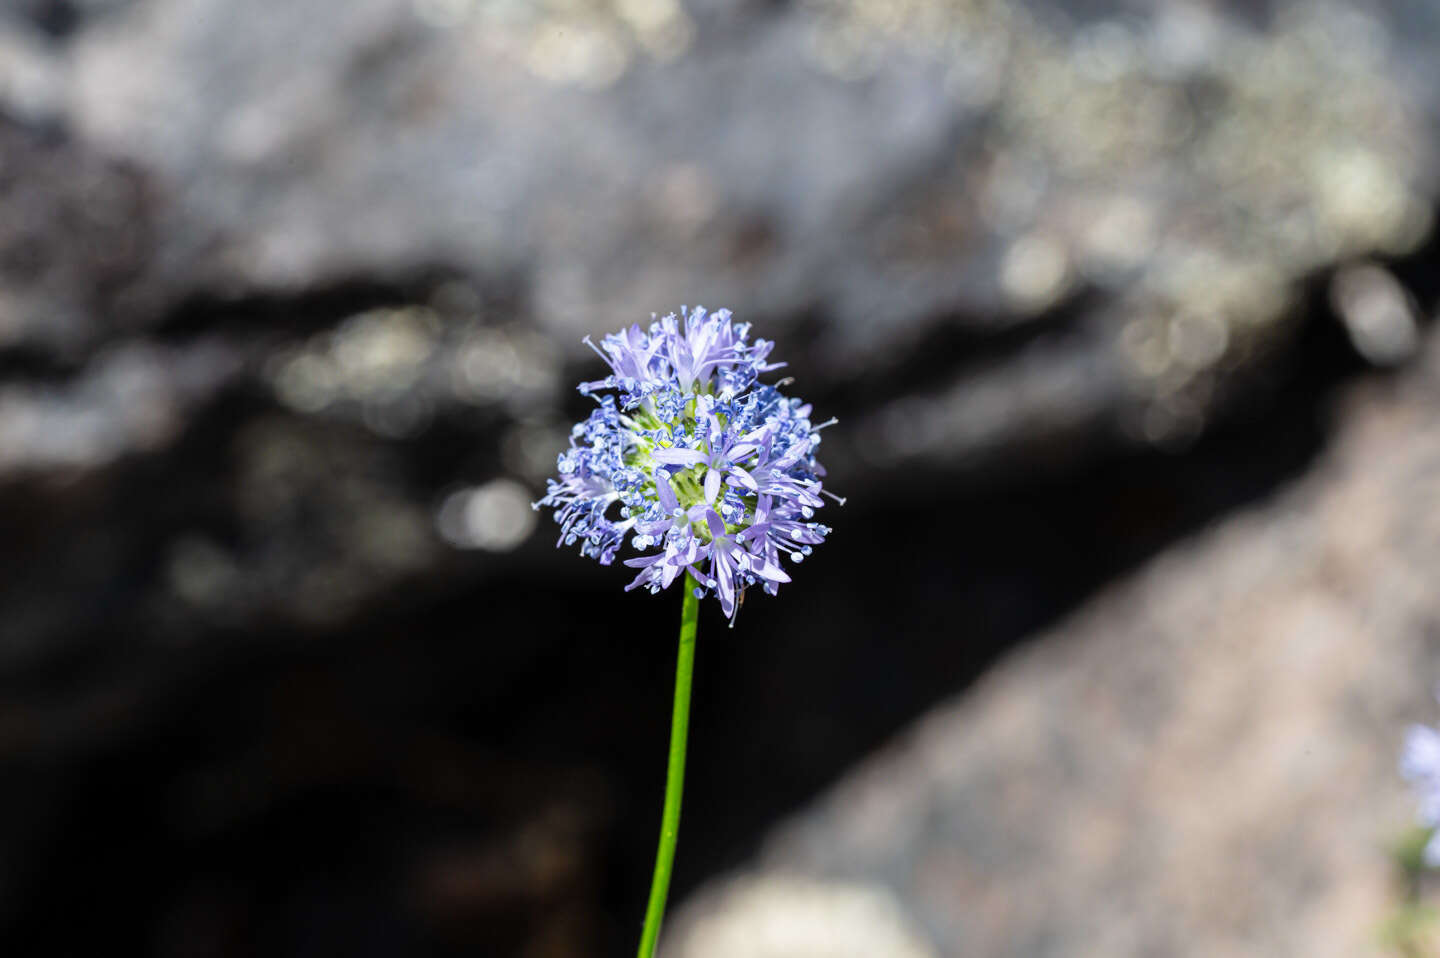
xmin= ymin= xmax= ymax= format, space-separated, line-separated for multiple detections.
xmin=3 ymin=0 xmax=1438 ymax=437
xmin=0 ymin=0 xmax=1434 ymax=663
xmin=669 ymin=323 xmax=1440 ymax=958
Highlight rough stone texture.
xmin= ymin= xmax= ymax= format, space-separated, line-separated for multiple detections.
xmin=669 ymin=325 xmax=1440 ymax=958
xmin=0 ymin=0 xmax=1436 ymax=451
xmin=0 ymin=0 xmax=1431 ymax=664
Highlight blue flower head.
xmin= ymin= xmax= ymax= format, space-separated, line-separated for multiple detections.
xmin=1403 ymin=714 xmax=1440 ymax=866
xmin=536 ymin=306 xmax=839 ymax=621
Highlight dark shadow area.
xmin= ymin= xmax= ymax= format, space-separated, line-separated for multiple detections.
xmin=837 ymin=285 xmax=1111 ymax=407
xmin=153 ymin=270 xmax=495 ymax=343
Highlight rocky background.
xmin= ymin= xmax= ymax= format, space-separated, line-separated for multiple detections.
xmin=0 ymin=0 xmax=1438 ymax=955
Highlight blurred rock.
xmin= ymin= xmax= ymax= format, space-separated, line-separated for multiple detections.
xmin=670 ymin=324 xmax=1440 ymax=958
xmin=0 ymin=119 xmax=161 ymax=357
xmin=0 ymin=339 xmax=241 ymax=472
xmin=1330 ymin=262 xmax=1421 ymax=366
xmin=12 ymin=0 xmax=1440 ymax=445
xmin=670 ymin=874 xmax=936 ymax=958
xmin=0 ymin=0 xmax=1429 ymax=656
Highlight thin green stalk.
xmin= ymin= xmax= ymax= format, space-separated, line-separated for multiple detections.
xmin=637 ymin=571 xmax=701 ymax=958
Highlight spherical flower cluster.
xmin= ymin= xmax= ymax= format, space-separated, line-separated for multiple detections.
xmin=1402 ymin=712 xmax=1440 ymax=865
xmin=536 ymin=306 xmax=838 ymax=621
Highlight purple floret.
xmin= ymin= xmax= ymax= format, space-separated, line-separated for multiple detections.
xmin=535 ymin=306 xmax=838 ymax=622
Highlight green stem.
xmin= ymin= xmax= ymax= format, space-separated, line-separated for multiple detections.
xmin=637 ymin=571 xmax=701 ymax=958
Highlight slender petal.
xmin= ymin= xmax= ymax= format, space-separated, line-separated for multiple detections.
xmin=726 ymin=465 xmax=759 ymax=492
xmin=654 ymin=468 xmax=679 ymax=512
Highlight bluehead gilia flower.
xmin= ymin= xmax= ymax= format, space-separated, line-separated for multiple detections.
xmin=535 ymin=306 xmax=839 ymax=621
xmin=1402 ymin=713 xmax=1440 ymax=865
